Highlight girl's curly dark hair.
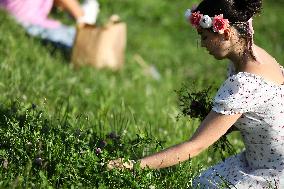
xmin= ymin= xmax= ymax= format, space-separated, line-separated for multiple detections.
xmin=194 ymin=0 xmax=262 ymax=60
xmin=194 ymin=0 xmax=262 ymax=23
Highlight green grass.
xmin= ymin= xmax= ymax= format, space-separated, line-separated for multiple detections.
xmin=0 ymin=0 xmax=283 ymax=188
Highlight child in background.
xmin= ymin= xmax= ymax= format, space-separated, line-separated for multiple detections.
xmin=108 ymin=0 xmax=284 ymax=188
xmin=0 ymin=0 xmax=99 ymax=49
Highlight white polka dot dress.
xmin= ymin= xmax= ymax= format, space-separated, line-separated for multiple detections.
xmin=193 ymin=63 xmax=284 ymax=188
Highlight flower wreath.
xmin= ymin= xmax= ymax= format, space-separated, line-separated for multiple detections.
xmin=185 ymin=8 xmax=230 ymax=34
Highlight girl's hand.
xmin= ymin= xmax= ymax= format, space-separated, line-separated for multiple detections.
xmin=107 ymin=158 xmax=135 ymax=170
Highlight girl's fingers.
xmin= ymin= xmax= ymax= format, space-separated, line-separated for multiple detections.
xmin=107 ymin=158 xmax=134 ymax=170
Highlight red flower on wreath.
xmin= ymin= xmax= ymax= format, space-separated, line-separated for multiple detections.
xmin=190 ymin=12 xmax=203 ymax=28
xmin=212 ymin=14 xmax=229 ymax=34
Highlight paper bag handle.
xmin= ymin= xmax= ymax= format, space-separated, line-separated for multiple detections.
xmin=105 ymin=14 xmax=121 ymax=27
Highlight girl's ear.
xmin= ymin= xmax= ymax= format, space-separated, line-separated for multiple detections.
xmin=223 ymin=29 xmax=231 ymax=40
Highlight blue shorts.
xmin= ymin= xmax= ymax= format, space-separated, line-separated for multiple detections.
xmin=24 ymin=24 xmax=76 ymax=49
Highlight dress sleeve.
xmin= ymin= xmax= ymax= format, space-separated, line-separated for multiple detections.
xmin=212 ymin=74 xmax=260 ymax=115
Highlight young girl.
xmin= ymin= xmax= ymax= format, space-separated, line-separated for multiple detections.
xmin=0 ymin=0 xmax=99 ymax=49
xmin=108 ymin=0 xmax=284 ymax=187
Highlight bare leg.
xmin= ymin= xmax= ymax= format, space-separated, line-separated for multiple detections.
xmin=54 ymin=0 xmax=84 ymax=20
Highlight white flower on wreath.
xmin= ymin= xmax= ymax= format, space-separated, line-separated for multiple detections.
xmin=199 ymin=15 xmax=212 ymax=28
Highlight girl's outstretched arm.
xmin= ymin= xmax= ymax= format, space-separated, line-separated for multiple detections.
xmin=139 ymin=111 xmax=241 ymax=169
xmin=108 ymin=111 xmax=241 ymax=170
xmin=54 ymin=0 xmax=84 ymax=20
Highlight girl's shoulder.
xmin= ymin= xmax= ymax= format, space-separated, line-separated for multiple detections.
xmin=226 ymin=61 xmax=284 ymax=89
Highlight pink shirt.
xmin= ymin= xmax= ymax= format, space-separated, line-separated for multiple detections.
xmin=0 ymin=0 xmax=61 ymax=28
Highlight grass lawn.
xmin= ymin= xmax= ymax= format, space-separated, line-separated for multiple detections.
xmin=0 ymin=0 xmax=283 ymax=188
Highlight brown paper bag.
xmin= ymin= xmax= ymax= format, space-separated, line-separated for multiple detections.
xmin=71 ymin=15 xmax=127 ymax=70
